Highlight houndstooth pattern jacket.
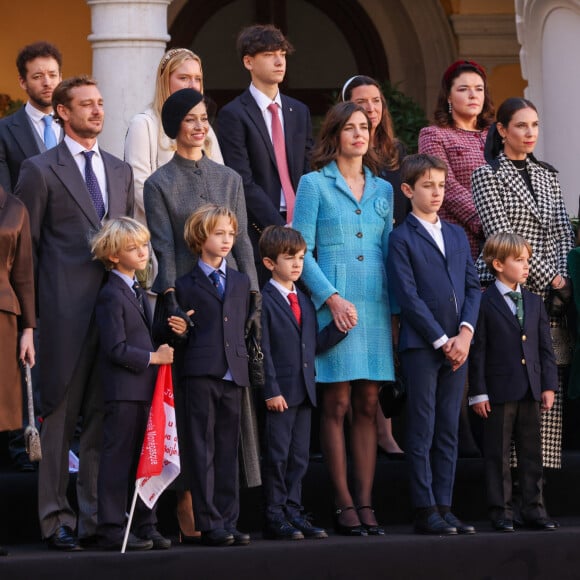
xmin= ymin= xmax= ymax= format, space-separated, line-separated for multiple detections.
xmin=471 ymin=152 xmax=574 ymax=299
xmin=472 ymin=152 xmax=574 ymax=469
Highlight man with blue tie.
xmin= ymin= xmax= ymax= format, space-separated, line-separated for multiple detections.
xmin=15 ymin=76 xmax=134 ymax=551
xmin=0 ymin=41 xmax=62 ymax=193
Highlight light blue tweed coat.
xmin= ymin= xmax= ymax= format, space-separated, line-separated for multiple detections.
xmin=293 ymin=161 xmax=395 ymax=383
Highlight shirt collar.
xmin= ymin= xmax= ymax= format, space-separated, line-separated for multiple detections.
xmin=249 ymin=83 xmax=282 ymax=113
xmin=413 ymin=213 xmax=442 ymax=231
xmin=269 ymin=278 xmax=296 ymax=299
xmin=198 ymin=258 xmax=227 ymax=277
xmin=64 ymin=134 xmax=100 ymax=157
xmin=495 ymin=279 xmax=521 ymax=295
xmin=111 ymin=268 xmax=138 ymax=291
xmin=25 ymin=101 xmax=52 ymax=123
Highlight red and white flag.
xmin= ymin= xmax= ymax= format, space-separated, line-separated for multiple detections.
xmin=135 ymin=364 xmax=180 ymax=509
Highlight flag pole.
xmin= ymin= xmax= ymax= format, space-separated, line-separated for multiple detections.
xmin=121 ymin=486 xmax=140 ymax=553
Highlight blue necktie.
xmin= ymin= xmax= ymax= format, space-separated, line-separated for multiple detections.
xmin=209 ymin=270 xmax=225 ymax=299
xmin=82 ymin=151 xmax=105 ymax=220
xmin=42 ymin=115 xmax=57 ymax=149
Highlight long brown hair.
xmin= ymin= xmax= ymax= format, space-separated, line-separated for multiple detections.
xmin=341 ymin=75 xmax=401 ymax=170
xmin=311 ymin=102 xmax=380 ymax=174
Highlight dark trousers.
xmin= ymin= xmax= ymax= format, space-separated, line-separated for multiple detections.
xmin=401 ymin=347 xmax=466 ymax=508
xmin=183 ymin=376 xmax=242 ymax=532
xmin=484 ymin=398 xmax=546 ymax=522
xmin=97 ymin=400 xmax=156 ymax=542
xmin=38 ymin=325 xmax=103 ymax=539
xmin=262 ymin=402 xmax=311 ymax=522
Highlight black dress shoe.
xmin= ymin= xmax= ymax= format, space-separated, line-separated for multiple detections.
xmin=289 ymin=516 xmax=328 ymax=539
xmin=492 ymin=519 xmax=515 ymax=532
xmin=79 ymin=535 xmax=100 ymax=549
xmin=0 ymin=545 xmax=8 ymax=556
xmin=263 ymin=520 xmax=304 ymax=540
xmin=139 ymin=529 xmax=171 ymax=549
xmin=201 ymin=529 xmax=234 ymax=546
xmin=333 ymin=506 xmax=367 ymax=537
xmin=47 ymin=525 xmax=83 ymax=551
xmin=442 ymin=512 xmax=476 ymax=535
xmin=226 ymin=528 xmax=251 ymax=546
xmin=97 ymin=533 xmax=153 ymax=551
xmin=356 ymin=506 xmax=385 ymax=536
xmin=524 ymin=518 xmax=558 ymax=531
xmin=414 ymin=513 xmax=457 ymax=535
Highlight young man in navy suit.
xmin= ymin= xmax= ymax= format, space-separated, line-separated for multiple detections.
xmin=469 ymin=233 xmax=558 ymax=532
xmin=174 ymin=205 xmax=252 ymax=547
xmin=217 ymin=24 xmax=313 ymax=285
xmin=92 ymin=217 xmax=186 ymax=550
xmin=259 ymin=226 xmax=346 ymax=540
xmin=387 ymin=154 xmax=481 ymax=535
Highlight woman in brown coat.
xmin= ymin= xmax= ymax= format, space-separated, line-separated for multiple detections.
xmin=0 ymin=185 xmax=35 ymax=555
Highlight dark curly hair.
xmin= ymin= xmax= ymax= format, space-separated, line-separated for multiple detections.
xmin=16 ymin=41 xmax=62 ymax=79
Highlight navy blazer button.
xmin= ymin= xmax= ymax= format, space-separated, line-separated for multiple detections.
xmin=304 ymin=363 xmax=308 ymax=367
xmin=357 ymin=255 xmax=364 ymax=261
xmin=226 ymin=342 xmax=229 ymax=347
xmin=521 ymin=359 xmax=526 ymax=365
xmin=224 ymin=316 xmax=228 ymax=321
xmin=522 ymin=335 xmax=527 ymax=341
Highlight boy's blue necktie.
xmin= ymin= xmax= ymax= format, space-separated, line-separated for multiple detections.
xmin=209 ymin=270 xmax=225 ymax=299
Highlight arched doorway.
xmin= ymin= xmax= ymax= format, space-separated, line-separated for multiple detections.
xmin=168 ymin=0 xmax=389 ymax=114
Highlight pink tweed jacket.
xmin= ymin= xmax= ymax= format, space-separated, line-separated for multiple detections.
xmin=418 ymin=125 xmax=488 ymax=260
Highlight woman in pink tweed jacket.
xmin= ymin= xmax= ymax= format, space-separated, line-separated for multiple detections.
xmin=418 ymin=60 xmax=495 ymax=261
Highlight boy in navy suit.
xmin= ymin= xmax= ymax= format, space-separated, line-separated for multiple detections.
xmin=469 ymin=232 xmax=558 ymax=532
xmin=174 ymin=204 xmax=252 ymax=547
xmin=259 ymin=226 xmax=346 ymax=540
xmin=92 ymin=217 xmax=186 ymax=550
xmin=387 ymin=154 xmax=481 ymax=535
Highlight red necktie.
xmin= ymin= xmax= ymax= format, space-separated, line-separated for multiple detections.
xmin=288 ymin=292 xmax=301 ymax=326
xmin=268 ymin=103 xmax=295 ymax=223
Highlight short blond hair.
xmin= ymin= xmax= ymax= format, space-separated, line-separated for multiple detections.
xmin=483 ymin=232 xmax=532 ymax=276
xmin=91 ymin=217 xmax=150 ymax=270
xmin=184 ymin=204 xmax=238 ymax=256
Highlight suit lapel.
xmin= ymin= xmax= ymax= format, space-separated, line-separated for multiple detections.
xmin=265 ymin=283 xmax=300 ymax=331
xmin=407 ymin=213 xmax=445 ymax=258
xmin=8 ymin=108 xmax=42 ymax=158
xmin=111 ymin=273 xmax=149 ymax=325
xmin=102 ymin=150 xmax=126 ymax=219
xmin=191 ymin=264 xmax=223 ymax=302
xmin=281 ymin=95 xmax=297 ymax=178
xmin=51 ymin=142 xmax=102 ymax=229
xmin=241 ymin=90 xmax=277 ymax=168
xmin=487 ymin=283 xmax=522 ymax=330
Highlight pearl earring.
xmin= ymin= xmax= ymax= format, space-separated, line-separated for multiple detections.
xmin=448 ymin=102 xmax=452 ymax=114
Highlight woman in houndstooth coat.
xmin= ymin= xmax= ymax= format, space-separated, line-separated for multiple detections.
xmin=472 ymin=97 xmax=575 ymax=469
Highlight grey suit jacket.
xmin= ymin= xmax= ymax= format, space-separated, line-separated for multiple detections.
xmin=0 ymin=107 xmax=44 ymax=193
xmin=15 ymin=140 xmax=134 ymax=415
xmin=144 ymin=152 xmax=259 ymax=293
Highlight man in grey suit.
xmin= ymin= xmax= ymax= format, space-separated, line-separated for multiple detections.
xmin=15 ymin=76 xmax=134 ymax=551
xmin=0 ymin=41 xmax=63 ymax=193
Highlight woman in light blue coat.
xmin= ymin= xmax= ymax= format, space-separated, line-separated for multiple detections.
xmin=293 ymin=102 xmax=395 ymax=536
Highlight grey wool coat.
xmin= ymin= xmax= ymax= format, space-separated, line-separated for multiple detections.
xmin=143 ymin=152 xmax=259 ymax=292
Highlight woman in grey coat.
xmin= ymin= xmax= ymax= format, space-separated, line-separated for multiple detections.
xmin=144 ymin=89 xmax=261 ymax=541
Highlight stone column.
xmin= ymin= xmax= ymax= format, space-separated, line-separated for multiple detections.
xmin=515 ymin=0 xmax=580 ymax=214
xmin=86 ymin=0 xmax=172 ymax=158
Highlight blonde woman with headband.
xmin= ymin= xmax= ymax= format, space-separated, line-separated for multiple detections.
xmin=124 ymin=48 xmax=223 ymax=544
xmin=125 ymin=48 xmax=223 ymax=226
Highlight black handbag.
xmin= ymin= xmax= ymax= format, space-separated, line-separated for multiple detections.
xmin=378 ymin=375 xmax=406 ymax=419
xmin=246 ymin=332 xmax=265 ymax=387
